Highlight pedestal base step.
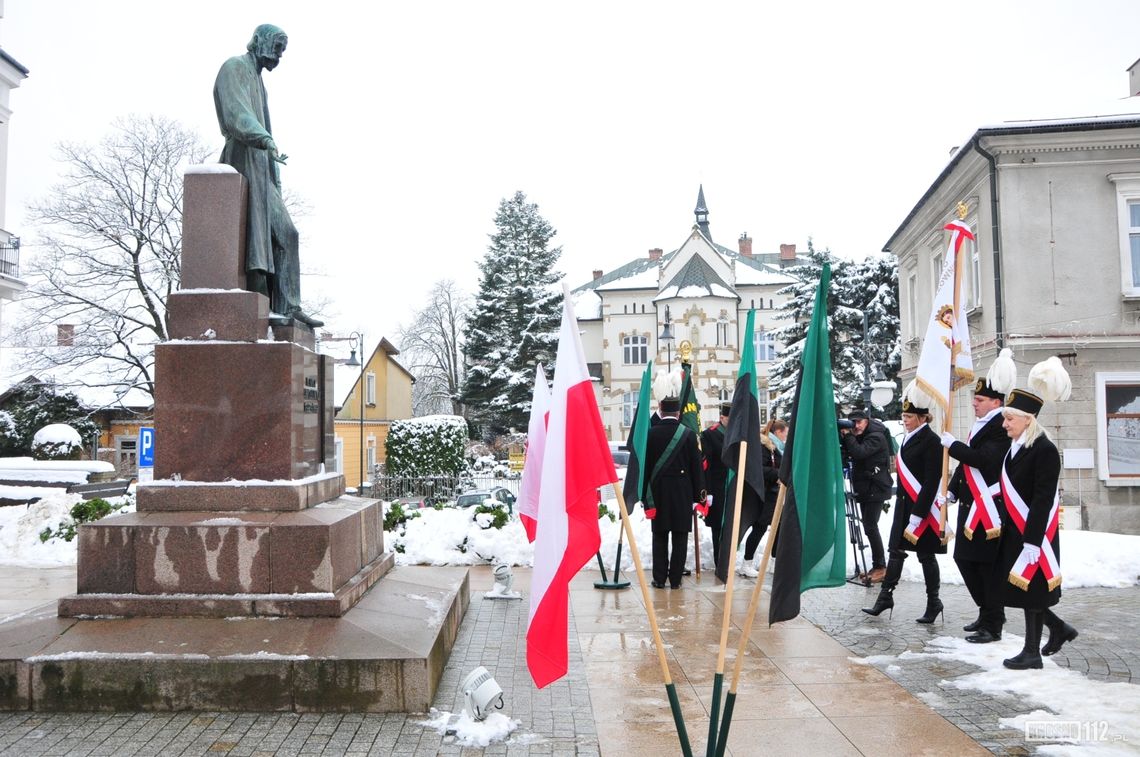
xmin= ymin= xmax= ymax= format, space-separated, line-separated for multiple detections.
xmin=6 ymin=566 xmax=469 ymax=712
xmin=58 ymin=553 xmax=394 ymax=619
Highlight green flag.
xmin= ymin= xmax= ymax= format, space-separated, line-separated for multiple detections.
xmin=679 ymin=360 xmax=702 ymax=441
xmin=716 ymin=310 xmax=767 ymax=582
xmin=621 ymin=360 xmax=654 ymax=510
xmin=769 ymin=263 xmax=846 ymax=623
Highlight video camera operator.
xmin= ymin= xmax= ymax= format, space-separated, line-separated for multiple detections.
xmin=839 ymin=409 xmax=894 ymax=583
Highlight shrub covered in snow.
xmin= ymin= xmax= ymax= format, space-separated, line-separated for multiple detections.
xmin=31 ymin=424 xmax=84 ymax=461
xmin=39 ymin=496 xmax=131 ymax=542
xmin=0 ymin=381 xmax=98 ymax=457
xmin=385 ymin=415 xmax=468 ymax=477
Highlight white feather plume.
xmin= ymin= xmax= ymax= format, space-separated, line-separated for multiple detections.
xmin=1028 ymin=356 xmax=1072 ymax=403
xmin=986 ymin=348 xmax=1017 ymax=396
xmin=653 ymin=367 xmax=683 ymax=400
xmin=903 ymin=378 xmax=938 ymax=412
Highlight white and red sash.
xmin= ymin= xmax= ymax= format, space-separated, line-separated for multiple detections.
xmin=962 ymin=464 xmax=1001 ymax=540
xmin=1000 ymin=463 xmax=1061 ymax=591
xmin=898 ymin=453 xmax=942 ymax=541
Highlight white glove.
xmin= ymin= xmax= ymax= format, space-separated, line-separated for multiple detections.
xmin=907 ymin=514 xmax=923 ymax=531
xmin=946 ymin=490 xmax=958 ymax=505
xmin=940 ymin=431 xmax=956 ymax=448
xmin=706 ymin=494 xmax=714 ymax=507
xmin=934 ymin=494 xmax=947 ymax=509
xmin=1019 ymin=543 xmax=1041 ymax=565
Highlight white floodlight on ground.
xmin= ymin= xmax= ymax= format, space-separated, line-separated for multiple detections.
xmin=484 ymin=563 xmax=522 ymax=600
xmin=461 ymin=666 xmax=504 ymax=721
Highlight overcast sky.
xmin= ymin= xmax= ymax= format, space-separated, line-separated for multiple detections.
xmin=4 ymin=1 xmax=1140 ymax=347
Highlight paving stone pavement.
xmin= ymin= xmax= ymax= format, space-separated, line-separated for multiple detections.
xmin=797 ymin=575 xmax=1140 ymax=756
xmin=0 ymin=566 xmax=1137 ymax=755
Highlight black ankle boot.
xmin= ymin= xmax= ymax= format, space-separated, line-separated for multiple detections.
xmin=1004 ymin=609 xmax=1044 ymax=670
xmin=862 ymin=588 xmax=894 ymax=617
xmin=1041 ymin=609 xmax=1078 ymax=656
xmin=916 ymin=597 xmax=944 ymax=624
xmin=915 ymin=555 xmax=942 ymax=624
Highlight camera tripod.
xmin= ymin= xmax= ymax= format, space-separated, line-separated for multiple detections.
xmin=843 ymin=469 xmax=871 ymax=587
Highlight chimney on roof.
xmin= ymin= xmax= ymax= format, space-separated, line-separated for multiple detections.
xmin=779 ymin=243 xmax=797 ymax=263
xmin=57 ymin=324 xmax=75 ymax=347
xmin=1129 ymin=57 xmax=1140 ymax=96
xmin=648 ymin=248 xmax=663 ymax=261
xmin=738 ymin=233 xmax=753 ymax=258
xmin=592 ymin=269 xmax=603 ymax=280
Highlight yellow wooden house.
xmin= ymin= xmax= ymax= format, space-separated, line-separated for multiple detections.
xmin=333 ymin=337 xmax=415 ymax=489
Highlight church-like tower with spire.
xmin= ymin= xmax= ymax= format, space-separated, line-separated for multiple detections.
xmin=571 ymin=188 xmax=800 ymax=440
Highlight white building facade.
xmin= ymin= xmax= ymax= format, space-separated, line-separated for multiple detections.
xmin=0 ymin=2 xmax=28 ymax=337
xmin=573 ymin=188 xmax=797 ymax=441
xmin=884 ymin=102 xmax=1140 ymax=535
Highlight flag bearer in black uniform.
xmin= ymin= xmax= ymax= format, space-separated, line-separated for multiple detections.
xmin=940 ymin=349 xmax=1016 ymax=643
xmin=643 ymin=396 xmax=705 ymax=589
xmin=700 ymin=404 xmax=732 ymax=569
xmin=996 ymin=357 xmax=1077 ymax=670
xmin=863 ymin=387 xmax=947 ymax=623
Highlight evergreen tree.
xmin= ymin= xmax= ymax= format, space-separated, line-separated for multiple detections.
xmin=768 ymin=240 xmax=860 ymax=416
xmin=461 ymin=191 xmax=563 ymax=435
xmin=0 ymin=380 xmax=100 ymax=457
xmin=842 ymin=254 xmax=902 ymax=418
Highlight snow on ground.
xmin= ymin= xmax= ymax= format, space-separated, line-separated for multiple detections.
xmin=0 ymin=489 xmax=135 ymax=567
xmin=0 ymin=457 xmax=116 ymax=484
xmin=880 ymin=635 xmax=1140 ymax=755
xmin=416 ymin=709 xmax=521 ymax=748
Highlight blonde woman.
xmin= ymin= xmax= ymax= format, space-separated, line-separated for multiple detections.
xmin=996 ymin=357 xmax=1076 ymax=670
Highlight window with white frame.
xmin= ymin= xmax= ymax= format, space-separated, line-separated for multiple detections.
xmin=753 ymin=328 xmax=777 ymax=361
xmin=366 ymin=372 xmax=377 ymax=405
xmin=335 ymin=438 xmax=344 ymax=473
xmin=622 ymin=334 xmax=648 ymax=365
xmin=907 ymin=270 xmax=918 ymax=339
xmin=1095 ymin=372 xmax=1140 ymax=483
xmin=931 ymin=251 xmax=944 ymax=300
xmin=622 ymin=391 xmax=637 ymax=427
xmin=366 ymin=437 xmax=377 ymax=472
xmin=718 ymin=386 xmax=731 ymax=403
xmin=1108 ymin=173 xmax=1140 ymax=297
xmin=716 ymin=318 xmax=730 ymax=346
xmin=967 ymin=235 xmax=982 ymax=310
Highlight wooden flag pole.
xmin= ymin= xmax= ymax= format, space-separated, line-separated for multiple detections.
xmin=611 ymin=486 xmax=692 ymax=757
xmin=714 ymin=483 xmax=787 ymax=757
xmin=707 ymin=440 xmax=749 ymax=757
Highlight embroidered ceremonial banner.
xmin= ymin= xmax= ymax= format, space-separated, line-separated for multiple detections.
xmin=913 ymin=220 xmax=975 ymax=414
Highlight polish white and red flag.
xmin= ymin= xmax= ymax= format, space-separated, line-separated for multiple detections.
xmin=518 ymin=364 xmax=550 ymax=542
xmin=526 ymin=290 xmax=615 ymax=689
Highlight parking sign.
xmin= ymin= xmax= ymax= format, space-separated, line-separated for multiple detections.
xmin=138 ymin=427 xmax=155 ymax=468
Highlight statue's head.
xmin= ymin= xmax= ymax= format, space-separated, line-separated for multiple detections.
xmin=247 ymin=24 xmax=288 ymax=71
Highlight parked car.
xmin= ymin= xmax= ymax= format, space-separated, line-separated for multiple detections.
xmin=455 ymin=486 xmax=516 ymax=514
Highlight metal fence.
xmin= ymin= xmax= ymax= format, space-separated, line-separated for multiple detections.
xmin=370 ymin=472 xmax=520 ymax=504
xmin=0 ymin=242 xmax=19 ymax=278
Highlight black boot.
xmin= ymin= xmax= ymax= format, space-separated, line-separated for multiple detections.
xmin=963 ymin=615 xmax=983 ymax=633
xmin=1004 ymin=609 xmax=1044 ymax=670
xmin=862 ymin=553 xmax=904 ymax=617
xmin=1041 ymin=609 xmax=1078 ymax=656
xmin=915 ymin=555 xmax=943 ymax=624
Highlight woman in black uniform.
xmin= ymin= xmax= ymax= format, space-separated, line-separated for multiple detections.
xmin=996 ymin=357 xmax=1077 ymax=670
xmin=863 ymin=393 xmax=947 ymax=623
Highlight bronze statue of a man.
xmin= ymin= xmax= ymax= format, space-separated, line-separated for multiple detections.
xmin=213 ymin=24 xmax=321 ymax=327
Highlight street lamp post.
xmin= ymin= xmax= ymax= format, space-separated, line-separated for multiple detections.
xmin=659 ymin=305 xmax=675 ymax=367
xmin=860 ymin=309 xmax=895 ymax=411
xmin=344 ymin=332 xmax=366 ymax=491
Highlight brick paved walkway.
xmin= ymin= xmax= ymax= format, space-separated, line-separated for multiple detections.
xmin=0 ymin=566 xmax=1136 ymax=755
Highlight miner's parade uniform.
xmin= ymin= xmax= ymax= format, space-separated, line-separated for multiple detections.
xmin=644 ymin=397 xmax=704 ymax=589
xmin=946 ymin=379 xmax=1011 ymax=643
xmin=700 ymin=405 xmax=731 ymax=569
xmin=864 ymin=396 xmax=946 ymax=622
xmin=995 ymin=357 xmax=1079 ymax=670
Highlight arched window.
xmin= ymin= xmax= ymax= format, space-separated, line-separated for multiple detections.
xmin=622 ymin=334 xmax=648 ymax=365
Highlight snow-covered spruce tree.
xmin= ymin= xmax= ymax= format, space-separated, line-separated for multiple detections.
xmin=843 ymin=253 xmax=902 ymax=417
xmin=461 ymin=191 xmax=563 ymax=435
xmin=768 ymin=239 xmax=861 ymax=416
xmin=385 ymin=415 xmax=468 ymax=477
xmin=0 ymin=380 xmax=99 ymax=457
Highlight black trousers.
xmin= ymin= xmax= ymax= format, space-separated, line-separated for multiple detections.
xmin=858 ymin=496 xmax=887 ymax=569
xmin=955 ymin=557 xmax=1005 ymax=633
xmin=708 ymin=522 xmax=722 ymax=570
xmin=652 ymin=530 xmax=688 ymax=587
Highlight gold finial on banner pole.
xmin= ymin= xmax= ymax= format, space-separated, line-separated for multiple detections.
xmin=956 ymin=200 xmax=968 ymax=220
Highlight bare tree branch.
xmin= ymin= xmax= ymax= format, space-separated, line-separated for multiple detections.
xmin=396 ymin=280 xmax=470 ymax=417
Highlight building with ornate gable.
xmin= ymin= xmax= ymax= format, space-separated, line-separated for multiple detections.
xmin=572 ymin=187 xmax=798 ymax=440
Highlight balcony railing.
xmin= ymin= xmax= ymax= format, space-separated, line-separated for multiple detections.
xmin=0 ymin=237 xmax=19 ymax=278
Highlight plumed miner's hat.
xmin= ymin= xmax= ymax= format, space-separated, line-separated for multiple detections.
xmin=719 ymin=403 xmax=733 ymax=417
xmin=900 ymin=381 xmax=930 ymax=416
xmin=653 ymin=366 xmax=682 ymax=403
xmin=659 ymin=397 xmax=681 ymax=414
xmin=1006 ymin=355 xmax=1071 ymax=417
xmin=974 ymin=347 xmax=1016 ymax=400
